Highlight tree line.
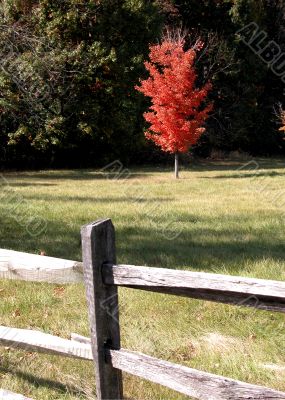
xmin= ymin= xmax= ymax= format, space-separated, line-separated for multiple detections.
xmin=0 ymin=0 xmax=284 ymax=169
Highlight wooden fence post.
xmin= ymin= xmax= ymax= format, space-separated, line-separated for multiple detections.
xmin=81 ymin=219 xmax=123 ymax=400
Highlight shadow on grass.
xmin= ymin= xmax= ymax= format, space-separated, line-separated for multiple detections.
xmin=201 ymin=171 xmax=285 ymax=179
xmin=0 ymin=366 xmax=91 ymax=398
xmin=2 ymin=170 xmax=146 ymax=181
xmin=1 ymin=159 xmax=284 ymax=183
xmin=1 ymin=212 xmax=283 ymax=277
xmin=13 ymin=194 xmax=173 ymax=203
xmin=1 ymin=182 xmax=58 ymax=187
xmin=116 ymin=222 xmax=285 ymax=274
xmin=190 ymin=158 xmax=285 ymax=172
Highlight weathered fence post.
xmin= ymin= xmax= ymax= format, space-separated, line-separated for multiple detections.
xmin=81 ymin=219 xmax=123 ymax=399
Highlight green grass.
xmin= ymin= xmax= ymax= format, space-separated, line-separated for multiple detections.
xmin=0 ymin=158 xmax=285 ymax=399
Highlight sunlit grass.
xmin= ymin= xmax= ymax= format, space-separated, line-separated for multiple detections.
xmin=0 ymin=158 xmax=285 ymax=399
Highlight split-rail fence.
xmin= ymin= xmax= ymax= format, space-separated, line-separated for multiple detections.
xmin=1 ymin=219 xmax=285 ymax=399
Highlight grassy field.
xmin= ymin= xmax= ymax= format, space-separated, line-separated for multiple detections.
xmin=1 ymin=158 xmax=285 ymax=399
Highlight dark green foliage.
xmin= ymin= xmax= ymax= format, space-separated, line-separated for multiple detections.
xmin=0 ymin=0 xmax=285 ymax=168
xmin=167 ymin=0 xmax=285 ymax=156
xmin=0 ymin=0 xmax=162 ymax=168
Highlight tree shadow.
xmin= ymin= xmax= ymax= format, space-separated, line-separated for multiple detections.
xmin=200 ymin=170 xmax=285 ymax=179
xmin=1 ymin=182 xmax=58 ymax=187
xmin=17 ymin=193 xmax=173 ymax=203
xmin=0 ymin=365 xmax=91 ymax=398
xmin=1 ymin=170 xmax=146 ymax=181
xmin=1 ymin=159 xmax=284 ymax=182
xmin=3 ymin=213 xmax=282 ymax=278
xmin=115 ymin=219 xmax=285 ymax=275
xmin=189 ymin=158 xmax=285 ymax=172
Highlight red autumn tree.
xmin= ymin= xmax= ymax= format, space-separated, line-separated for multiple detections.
xmin=136 ymin=37 xmax=213 ymax=178
xmin=278 ymin=106 xmax=285 ymax=132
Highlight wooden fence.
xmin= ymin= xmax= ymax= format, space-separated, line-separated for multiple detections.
xmin=1 ymin=218 xmax=285 ymax=399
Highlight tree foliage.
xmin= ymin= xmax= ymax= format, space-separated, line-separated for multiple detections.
xmin=136 ymin=39 xmax=212 ymax=153
xmin=0 ymin=0 xmax=285 ymax=168
xmin=160 ymin=0 xmax=285 ymax=156
xmin=0 ymin=0 xmax=162 ymax=167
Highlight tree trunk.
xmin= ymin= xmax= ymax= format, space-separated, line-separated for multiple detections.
xmin=174 ymin=152 xmax=179 ymax=179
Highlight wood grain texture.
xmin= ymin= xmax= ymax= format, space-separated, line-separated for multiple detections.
xmin=1 ymin=327 xmax=284 ymax=400
xmin=103 ymin=264 xmax=285 ymax=312
xmin=108 ymin=348 xmax=285 ymax=400
xmin=81 ymin=219 xmax=123 ymax=400
xmin=0 ymin=249 xmax=82 ymax=283
xmin=0 ymin=326 xmax=92 ymax=361
xmin=0 ymin=390 xmax=33 ymax=400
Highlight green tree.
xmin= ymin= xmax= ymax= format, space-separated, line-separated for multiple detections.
xmin=0 ymin=0 xmax=162 ymax=167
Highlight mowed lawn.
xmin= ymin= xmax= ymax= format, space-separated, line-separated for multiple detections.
xmin=1 ymin=159 xmax=285 ymax=399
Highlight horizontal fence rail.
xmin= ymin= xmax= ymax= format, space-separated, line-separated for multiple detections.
xmin=103 ymin=263 xmax=285 ymax=312
xmin=82 ymin=220 xmax=285 ymax=400
xmin=1 ymin=326 xmax=285 ymax=400
xmin=0 ymin=326 xmax=92 ymax=361
xmin=2 ymin=250 xmax=285 ymax=312
xmin=2 ymin=219 xmax=285 ymax=399
xmin=0 ymin=249 xmax=82 ymax=283
xmin=108 ymin=349 xmax=285 ymax=400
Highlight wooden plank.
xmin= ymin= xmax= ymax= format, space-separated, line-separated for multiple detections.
xmin=0 ymin=249 xmax=83 ymax=283
xmin=0 ymin=326 xmax=92 ymax=361
xmin=66 ymin=334 xmax=285 ymax=399
xmin=2 ymin=328 xmax=285 ymax=399
xmin=108 ymin=348 xmax=285 ymax=400
xmin=81 ymin=220 xmax=123 ymax=399
xmin=0 ymin=389 xmax=33 ymax=400
xmin=103 ymin=264 xmax=285 ymax=312
xmin=71 ymin=332 xmax=91 ymax=345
